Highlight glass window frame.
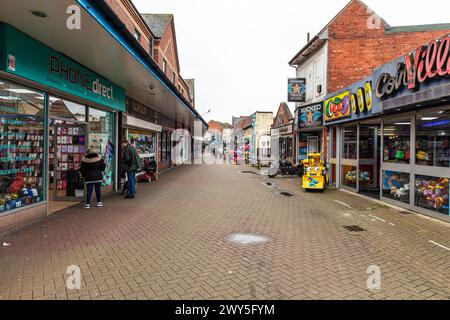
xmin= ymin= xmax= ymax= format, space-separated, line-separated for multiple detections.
xmin=0 ymin=78 xmax=47 ymax=216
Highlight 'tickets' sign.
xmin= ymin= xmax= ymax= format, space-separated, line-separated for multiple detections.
xmin=288 ymin=78 xmax=306 ymax=102
xmin=299 ymin=103 xmax=323 ymax=128
xmin=324 ymin=91 xmax=351 ymax=122
xmin=376 ymin=34 xmax=450 ymax=99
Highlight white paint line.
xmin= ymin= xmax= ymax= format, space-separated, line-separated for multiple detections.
xmin=368 ymin=214 xmax=386 ymax=223
xmin=429 ymin=240 xmax=450 ymax=252
xmin=389 ymin=223 xmax=396 ymax=226
xmin=334 ymin=200 xmax=352 ymax=209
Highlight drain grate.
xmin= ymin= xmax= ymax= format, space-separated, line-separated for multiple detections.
xmin=343 ymin=225 xmax=367 ymax=232
xmin=240 ymin=171 xmax=257 ymax=175
xmin=280 ymin=192 xmax=293 ymax=197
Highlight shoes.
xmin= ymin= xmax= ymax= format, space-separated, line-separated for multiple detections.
xmin=84 ymin=204 xmax=90 ymax=209
xmin=125 ymin=195 xmax=135 ymax=199
xmin=97 ymin=202 xmax=104 ymax=207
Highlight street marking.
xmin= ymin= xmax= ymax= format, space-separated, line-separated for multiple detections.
xmin=389 ymin=223 xmax=395 ymax=226
xmin=334 ymin=200 xmax=351 ymax=209
xmin=368 ymin=214 xmax=386 ymax=223
xmin=429 ymin=240 xmax=450 ymax=252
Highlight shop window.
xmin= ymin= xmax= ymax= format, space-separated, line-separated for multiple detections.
xmin=383 ymin=118 xmax=411 ymax=164
xmin=88 ymin=108 xmax=115 ymax=187
xmin=342 ymin=165 xmax=357 ymax=189
xmin=49 ymin=98 xmax=86 ymax=122
xmin=382 ymin=170 xmax=410 ymax=204
xmin=128 ymin=130 xmax=156 ymax=157
xmin=415 ymin=175 xmax=449 ymax=216
xmin=286 ymin=137 xmax=293 ymax=158
xmin=416 ymin=109 xmax=450 ymax=167
xmin=0 ymin=80 xmax=45 ymax=214
xmin=342 ymin=126 xmax=357 ymax=160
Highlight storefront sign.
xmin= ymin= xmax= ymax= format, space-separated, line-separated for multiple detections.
xmin=126 ymin=97 xmax=159 ymax=124
xmin=324 ymin=91 xmax=351 ymax=122
xmin=271 ymin=125 xmax=293 ymax=136
xmin=351 ymin=81 xmax=373 ymax=114
xmin=375 ymin=34 xmax=450 ymax=99
xmin=288 ymin=78 xmax=306 ymax=102
xmin=299 ymin=103 xmax=323 ymax=128
xmin=0 ymin=24 xmax=125 ymax=112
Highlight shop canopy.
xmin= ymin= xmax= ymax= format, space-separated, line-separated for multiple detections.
xmin=0 ymin=0 xmax=207 ymax=133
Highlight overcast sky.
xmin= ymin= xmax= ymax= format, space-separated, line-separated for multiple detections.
xmin=133 ymin=0 xmax=450 ymax=124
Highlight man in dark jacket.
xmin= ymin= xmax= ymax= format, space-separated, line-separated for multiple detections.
xmin=121 ymin=139 xmax=144 ymax=199
xmin=80 ymin=151 xmax=106 ymax=209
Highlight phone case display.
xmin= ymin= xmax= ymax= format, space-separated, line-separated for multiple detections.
xmin=0 ymin=125 xmax=44 ymax=213
xmin=382 ymin=171 xmax=410 ymax=204
xmin=415 ymin=176 xmax=449 ymax=215
xmin=50 ymin=126 xmax=86 ymax=197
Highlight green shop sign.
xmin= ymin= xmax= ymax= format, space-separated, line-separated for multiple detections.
xmin=0 ymin=23 xmax=125 ymax=112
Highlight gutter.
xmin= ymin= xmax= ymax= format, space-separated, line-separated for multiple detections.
xmin=76 ymin=0 xmax=208 ymax=127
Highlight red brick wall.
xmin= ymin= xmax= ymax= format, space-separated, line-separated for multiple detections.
xmin=105 ymin=0 xmax=153 ymax=56
xmin=327 ymin=0 xmax=450 ymax=92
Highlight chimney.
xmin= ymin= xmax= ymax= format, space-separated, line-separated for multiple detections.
xmin=307 ymin=32 xmax=310 ymax=42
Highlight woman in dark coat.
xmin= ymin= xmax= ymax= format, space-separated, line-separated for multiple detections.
xmin=80 ymin=151 xmax=106 ymax=209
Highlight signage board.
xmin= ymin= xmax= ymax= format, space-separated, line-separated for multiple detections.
xmin=0 ymin=24 xmax=125 ymax=112
xmin=288 ymin=78 xmax=306 ymax=102
xmin=299 ymin=103 xmax=323 ymax=128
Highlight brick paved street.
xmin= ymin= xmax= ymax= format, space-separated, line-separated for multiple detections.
xmin=0 ymin=164 xmax=449 ymax=300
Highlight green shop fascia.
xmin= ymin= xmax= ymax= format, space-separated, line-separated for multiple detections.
xmin=0 ymin=23 xmax=125 ymax=215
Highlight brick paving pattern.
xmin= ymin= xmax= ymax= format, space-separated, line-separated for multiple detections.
xmin=0 ymin=164 xmax=449 ymax=300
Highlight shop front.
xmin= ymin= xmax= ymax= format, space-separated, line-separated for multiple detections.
xmin=324 ymin=78 xmax=381 ymax=199
xmin=296 ymin=102 xmax=323 ymax=162
xmin=372 ymin=33 xmax=450 ymax=222
xmin=0 ymin=23 xmax=125 ymax=228
xmin=271 ymin=124 xmax=293 ymax=163
xmin=122 ymin=97 xmax=161 ymax=179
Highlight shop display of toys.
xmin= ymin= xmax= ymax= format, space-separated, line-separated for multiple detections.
xmin=416 ymin=178 xmax=449 ymax=210
xmin=345 ymin=170 xmax=370 ymax=183
xmin=392 ymin=183 xmax=410 ymax=199
xmin=384 ymin=139 xmax=410 ymax=162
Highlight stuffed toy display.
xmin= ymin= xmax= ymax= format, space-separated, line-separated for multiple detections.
xmin=416 ymin=178 xmax=449 ymax=211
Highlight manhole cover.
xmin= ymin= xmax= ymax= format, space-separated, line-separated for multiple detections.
xmin=280 ymin=192 xmax=293 ymax=197
xmin=343 ymin=225 xmax=367 ymax=232
xmin=225 ymin=233 xmax=271 ymax=245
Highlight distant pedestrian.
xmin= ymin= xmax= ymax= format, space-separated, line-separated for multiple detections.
xmin=80 ymin=150 xmax=106 ymax=209
xmin=121 ymin=139 xmax=144 ymax=199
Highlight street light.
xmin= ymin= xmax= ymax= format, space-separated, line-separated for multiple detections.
xmin=201 ymin=109 xmax=211 ymax=117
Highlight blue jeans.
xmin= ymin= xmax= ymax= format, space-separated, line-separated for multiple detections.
xmin=127 ymin=170 xmax=137 ymax=196
xmin=86 ymin=182 xmax=102 ymax=204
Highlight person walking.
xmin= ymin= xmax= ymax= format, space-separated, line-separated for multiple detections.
xmin=121 ymin=139 xmax=144 ymax=199
xmin=80 ymin=150 xmax=106 ymax=209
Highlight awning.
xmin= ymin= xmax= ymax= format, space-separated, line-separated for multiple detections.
xmin=0 ymin=0 xmax=207 ymax=132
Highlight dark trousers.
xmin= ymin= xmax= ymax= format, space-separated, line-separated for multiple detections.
xmin=86 ymin=182 xmax=102 ymax=204
xmin=127 ymin=171 xmax=137 ymax=196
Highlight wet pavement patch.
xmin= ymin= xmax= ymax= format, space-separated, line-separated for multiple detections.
xmin=225 ymin=233 xmax=271 ymax=246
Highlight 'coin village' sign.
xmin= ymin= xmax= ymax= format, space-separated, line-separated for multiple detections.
xmin=376 ymin=33 xmax=450 ymax=99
